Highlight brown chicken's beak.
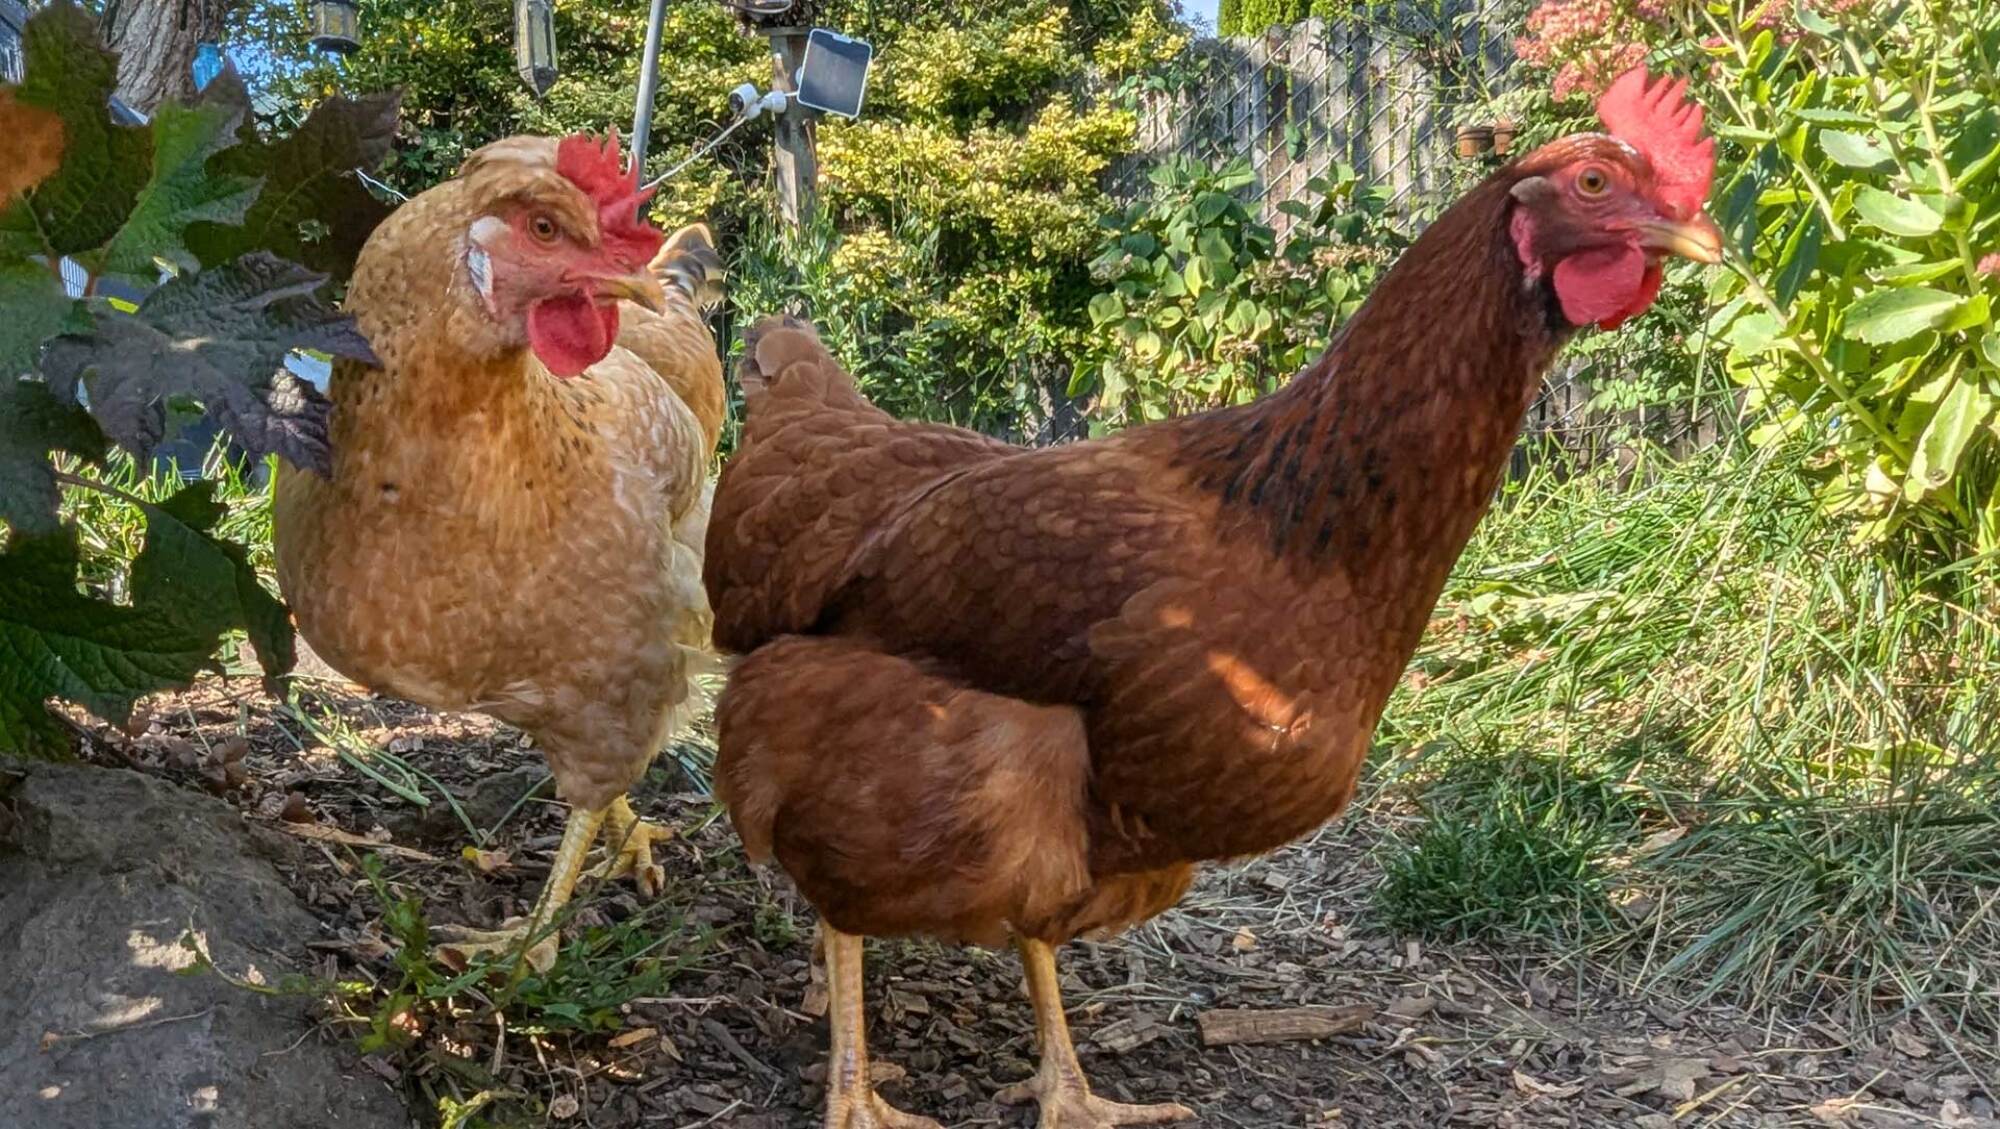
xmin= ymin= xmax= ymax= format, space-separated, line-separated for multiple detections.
xmin=593 ymin=272 xmax=668 ymax=314
xmin=1636 ymin=212 xmax=1725 ymax=265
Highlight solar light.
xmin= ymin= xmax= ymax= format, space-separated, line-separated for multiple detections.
xmin=309 ymin=0 xmax=360 ymax=55
xmin=515 ymin=0 xmax=557 ymax=97
xmin=796 ymin=28 xmax=872 ymax=119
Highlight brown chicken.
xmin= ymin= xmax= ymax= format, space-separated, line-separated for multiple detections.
xmin=275 ymin=132 xmax=725 ymax=972
xmin=706 ymin=69 xmax=1721 ymax=1128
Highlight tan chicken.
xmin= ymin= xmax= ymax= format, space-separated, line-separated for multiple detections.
xmin=274 ymin=132 xmax=725 ymax=972
xmin=706 ymin=69 xmax=1720 ymax=1127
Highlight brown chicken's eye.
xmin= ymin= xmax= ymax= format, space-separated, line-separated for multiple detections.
xmin=1576 ymin=167 xmax=1611 ymax=196
xmin=529 ymin=214 xmax=560 ymax=242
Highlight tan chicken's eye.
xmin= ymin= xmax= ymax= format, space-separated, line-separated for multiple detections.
xmin=1576 ymin=167 xmax=1610 ymax=196
xmin=529 ymin=214 xmax=560 ymax=242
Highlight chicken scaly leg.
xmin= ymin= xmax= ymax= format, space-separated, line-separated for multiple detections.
xmin=585 ymin=795 xmax=671 ymax=898
xmin=820 ymin=925 xmax=942 ymax=1129
xmin=434 ymin=806 xmax=606 ymax=974
xmin=997 ymin=939 xmax=1195 ymax=1129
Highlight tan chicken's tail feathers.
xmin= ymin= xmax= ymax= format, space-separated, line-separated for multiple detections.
xmin=654 ymin=223 xmax=726 ymax=309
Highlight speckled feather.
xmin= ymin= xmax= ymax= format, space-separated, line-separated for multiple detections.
xmin=710 ymin=151 xmax=1594 ymax=947
xmin=275 ymin=138 xmax=725 ymax=811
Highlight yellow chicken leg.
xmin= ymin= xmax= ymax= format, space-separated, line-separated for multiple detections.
xmin=586 ymin=795 xmax=672 ymax=899
xmin=434 ymin=806 xmax=605 ymax=974
xmin=820 ymin=925 xmax=942 ymax=1129
xmin=997 ymin=939 xmax=1194 ymax=1129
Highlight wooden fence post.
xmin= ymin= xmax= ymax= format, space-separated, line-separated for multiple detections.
xmin=766 ymin=27 xmax=817 ymax=229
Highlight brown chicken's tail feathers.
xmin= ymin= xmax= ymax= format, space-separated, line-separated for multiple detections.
xmin=734 ymin=315 xmax=849 ymax=402
xmin=652 ymin=223 xmax=725 ymax=310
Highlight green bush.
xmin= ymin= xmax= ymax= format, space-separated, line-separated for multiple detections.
xmin=1690 ymin=3 xmax=2000 ymax=554
xmin=1076 ymin=157 xmax=1405 ymax=424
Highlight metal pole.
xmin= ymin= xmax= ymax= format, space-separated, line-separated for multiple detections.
xmin=629 ymin=0 xmax=669 ymax=172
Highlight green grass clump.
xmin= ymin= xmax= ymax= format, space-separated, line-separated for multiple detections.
xmin=1376 ymin=433 xmax=2000 ymax=1032
xmin=1375 ymin=747 xmax=1646 ymax=943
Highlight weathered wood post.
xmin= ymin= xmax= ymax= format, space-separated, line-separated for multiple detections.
xmin=764 ymin=24 xmax=817 ymax=229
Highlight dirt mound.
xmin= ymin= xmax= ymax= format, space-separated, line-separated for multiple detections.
xmin=0 ymin=762 xmax=408 ymax=1129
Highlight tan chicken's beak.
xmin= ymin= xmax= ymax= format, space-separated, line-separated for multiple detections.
xmin=594 ymin=272 xmax=668 ymax=314
xmin=1636 ymin=212 xmax=1725 ymax=265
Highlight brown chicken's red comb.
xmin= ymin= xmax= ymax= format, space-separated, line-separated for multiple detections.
xmin=556 ymin=129 xmax=666 ymax=269
xmin=1595 ymin=67 xmax=1716 ymax=221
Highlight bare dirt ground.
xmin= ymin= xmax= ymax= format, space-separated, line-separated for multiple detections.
xmin=59 ymin=669 xmax=2000 ymax=1129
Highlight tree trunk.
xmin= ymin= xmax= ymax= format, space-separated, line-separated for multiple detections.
xmin=100 ymin=0 xmax=218 ymax=114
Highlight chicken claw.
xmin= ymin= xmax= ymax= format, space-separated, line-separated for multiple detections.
xmin=996 ymin=1075 xmax=1193 ymax=1129
xmin=588 ymin=795 xmax=672 ymax=899
xmin=819 ymin=925 xmax=943 ymax=1129
xmin=432 ymin=805 xmax=605 ymax=976
xmin=433 ymin=917 xmax=561 ymax=975
xmin=1000 ymin=939 xmax=1195 ymax=1129
xmin=825 ymin=1090 xmax=943 ymax=1129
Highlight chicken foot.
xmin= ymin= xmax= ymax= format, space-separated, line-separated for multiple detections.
xmin=820 ymin=925 xmax=942 ymax=1129
xmin=434 ymin=806 xmax=605 ymax=974
xmin=997 ymin=939 xmax=1195 ymax=1129
xmin=586 ymin=795 xmax=671 ymax=898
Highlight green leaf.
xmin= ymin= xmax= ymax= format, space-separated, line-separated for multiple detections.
xmin=1843 ymin=286 xmax=1963 ymax=344
xmin=186 ymin=84 xmax=401 ymax=284
xmin=1819 ymin=129 xmax=1894 ymax=170
xmin=1087 ymin=292 xmax=1125 ymax=328
xmin=0 ymin=260 xmax=74 ymax=377
xmin=1906 ymin=370 xmax=1993 ymax=495
xmin=0 ymin=3 xmax=152 ymax=261
xmin=1772 ymin=212 xmax=1823 ymax=308
xmin=38 ymin=253 xmax=374 ymax=474
xmin=1852 ymin=187 xmax=1943 ymax=238
xmin=95 ymin=100 xmax=262 ymax=279
xmin=0 ymin=530 xmax=213 ymax=755
xmin=1872 ymin=260 xmax=1962 ymax=285
xmin=1983 ymin=331 xmax=2000 ymax=370
xmin=1194 ymin=191 xmax=1232 ymax=225
xmin=1791 ymin=107 xmax=1876 ymax=126
xmin=0 ymin=378 xmax=106 ymax=534
xmin=1182 ymin=256 xmax=1207 ymax=298
xmin=1132 ymin=330 xmax=1163 ymax=361
xmin=134 ymin=482 xmax=294 ymax=682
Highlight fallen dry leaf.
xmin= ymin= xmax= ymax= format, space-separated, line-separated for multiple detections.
xmin=1511 ymin=1070 xmax=1584 ymax=1100
xmin=461 ymin=846 xmax=512 ymax=874
xmin=1231 ymin=927 xmax=1258 ymax=952
xmin=1889 ymin=1025 xmax=1933 ymax=1059
xmin=609 ymin=1026 xmax=657 ymax=1049
xmin=549 ymin=1093 xmax=580 ymax=1119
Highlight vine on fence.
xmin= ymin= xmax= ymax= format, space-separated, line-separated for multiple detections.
xmin=0 ymin=2 xmax=394 ymax=755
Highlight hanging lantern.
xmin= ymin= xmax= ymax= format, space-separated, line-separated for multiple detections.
xmin=514 ymin=0 xmax=557 ymax=97
xmin=191 ymin=42 xmax=225 ymax=90
xmin=309 ymin=0 xmax=361 ymax=55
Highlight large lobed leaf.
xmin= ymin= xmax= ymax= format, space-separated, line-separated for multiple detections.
xmin=38 ymin=253 xmax=376 ymax=476
xmin=186 ymin=74 xmax=401 ymax=285
xmin=0 ymin=482 xmax=292 ymax=756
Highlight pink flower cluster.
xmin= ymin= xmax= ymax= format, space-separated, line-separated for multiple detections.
xmin=1748 ymin=0 xmax=1872 ymax=42
xmin=1514 ymin=0 xmax=1669 ymax=102
xmin=1978 ymin=252 xmax=2000 ymax=278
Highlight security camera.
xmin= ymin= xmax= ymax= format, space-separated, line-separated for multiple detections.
xmin=727 ymin=82 xmax=761 ymax=117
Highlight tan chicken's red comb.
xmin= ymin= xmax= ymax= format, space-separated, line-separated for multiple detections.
xmin=1596 ymin=67 xmax=1716 ymax=221
xmin=556 ymin=128 xmax=666 ymax=269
